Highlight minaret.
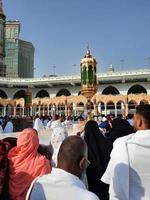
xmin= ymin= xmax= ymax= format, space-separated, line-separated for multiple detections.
xmin=80 ymin=46 xmax=97 ymax=100
xmin=108 ymin=64 xmax=114 ymax=73
xmin=0 ymin=0 xmax=6 ymax=76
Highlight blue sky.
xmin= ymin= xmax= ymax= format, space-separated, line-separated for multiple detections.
xmin=4 ymin=0 xmax=150 ymax=77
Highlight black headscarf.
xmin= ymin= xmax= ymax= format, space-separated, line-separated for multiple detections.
xmin=84 ymin=120 xmax=112 ymax=176
xmin=108 ymin=118 xmax=133 ymax=142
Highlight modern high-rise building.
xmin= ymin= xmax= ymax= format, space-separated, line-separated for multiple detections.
xmin=0 ymin=1 xmax=6 ymax=77
xmin=4 ymin=21 xmax=35 ymax=78
xmin=4 ymin=20 xmax=20 ymax=77
xmin=18 ymin=40 xmax=34 ymax=78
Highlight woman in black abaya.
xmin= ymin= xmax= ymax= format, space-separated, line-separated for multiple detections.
xmin=84 ymin=120 xmax=113 ymax=200
xmin=107 ymin=118 xmax=133 ymax=142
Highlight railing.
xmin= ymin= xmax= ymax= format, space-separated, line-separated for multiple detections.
xmin=0 ymin=68 xmax=149 ymax=85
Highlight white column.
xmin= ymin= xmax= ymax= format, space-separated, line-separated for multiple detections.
xmin=47 ymin=105 xmax=50 ymax=116
xmin=98 ymin=103 xmax=101 ymax=115
xmin=22 ymin=106 xmax=25 ymax=117
xmin=3 ymin=106 xmax=6 ymax=116
xmin=121 ymin=102 xmax=125 ymax=118
xmin=94 ymin=103 xmax=98 ymax=116
xmin=52 ymin=105 xmax=56 ymax=115
xmin=104 ymin=104 xmax=107 ymax=116
xmin=74 ymin=104 xmax=77 ymax=116
xmin=65 ymin=104 xmax=67 ymax=117
xmin=84 ymin=103 xmax=87 ymax=116
xmin=115 ymin=103 xmax=117 ymax=117
xmin=13 ymin=106 xmax=16 ymax=117
xmin=30 ymin=106 xmax=32 ymax=116
xmin=56 ymin=105 xmax=58 ymax=115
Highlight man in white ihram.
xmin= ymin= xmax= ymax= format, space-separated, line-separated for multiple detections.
xmin=33 ymin=115 xmax=45 ymax=132
xmin=101 ymin=104 xmax=150 ymax=200
xmin=27 ymin=136 xmax=99 ymax=200
xmin=50 ymin=114 xmax=68 ymax=167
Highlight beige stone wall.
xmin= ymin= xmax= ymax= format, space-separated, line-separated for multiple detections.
xmin=0 ymin=93 xmax=150 ymax=117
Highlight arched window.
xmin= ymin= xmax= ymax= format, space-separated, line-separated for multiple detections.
xmin=14 ymin=90 xmax=26 ymax=99
xmin=97 ymin=102 xmax=105 ymax=114
xmin=58 ymin=104 xmax=65 ymax=116
xmin=0 ymin=90 xmax=8 ymax=99
xmin=77 ymin=102 xmax=84 ymax=116
xmin=106 ymin=101 xmax=115 ymax=115
xmin=56 ymin=89 xmax=71 ymax=97
xmin=128 ymin=85 xmax=147 ymax=95
xmin=116 ymin=101 xmax=125 ymax=116
xmin=82 ymin=66 xmax=87 ymax=85
xmin=140 ymin=100 xmax=149 ymax=105
xmin=102 ymin=86 xmax=120 ymax=95
xmin=16 ymin=104 xmax=23 ymax=116
xmin=6 ymin=104 xmax=13 ymax=116
xmin=35 ymin=90 xmax=49 ymax=98
xmin=128 ymin=100 xmax=137 ymax=114
xmin=88 ymin=65 xmax=93 ymax=85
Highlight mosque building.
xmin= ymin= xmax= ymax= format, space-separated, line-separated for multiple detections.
xmin=0 ymin=1 xmax=149 ymax=118
xmin=0 ymin=47 xmax=149 ymax=118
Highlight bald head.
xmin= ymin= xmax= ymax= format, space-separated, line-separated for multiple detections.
xmin=57 ymin=136 xmax=87 ymax=176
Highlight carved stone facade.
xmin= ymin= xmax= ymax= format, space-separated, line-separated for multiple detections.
xmin=0 ymin=56 xmax=150 ymax=117
xmin=0 ymin=93 xmax=149 ymax=117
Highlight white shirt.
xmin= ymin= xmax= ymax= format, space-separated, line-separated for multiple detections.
xmin=127 ymin=118 xmax=134 ymax=126
xmin=46 ymin=120 xmax=52 ymax=129
xmin=0 ymin=125 xmax=3 ymax=133
xmin=4 ymin=121 xmax=13 ymax=133
xmin=63 ymin=120 xmax=72 ymax=127
xmin=101 ymin=130 xmax=150 ymax=200
xmin=28 ymin=168 xmax=99 ymax=200
xmin=33 ymin=118 xmax=45 ymax=132
xmin=43 ymin=119 xmax=49 ymax=127
xmin=50 ymin=120 xmax=68 ymax=166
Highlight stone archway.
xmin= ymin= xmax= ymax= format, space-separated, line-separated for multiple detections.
xmin=58 ymin=104 xmax=65 ymax=116
xmin=16 ymin=104 xmax=23 ymax=117
xmin=76 ymin=102 xmax=84 ymax=116
xmin=128 ymin=100 xmax=137 ymax=114
xmin=106 ymin=101 xmax=115 ymax=116
xmin=116 ymin=101 xmax=125 ymax=117
xmin=14 ymin=90 xmax=26 ymax=99
xmin=32 ymin=104 xmax=38 ymax=116
xmin=102 ymin=86 xmax=120 ymax=95
xmin=56 ymin=89 xmax=71 ymax=97
xmin=97 ymin=101 xmax=105 ymax=115
xmin=0 ymin=90 xmax=8 ymax=99
xmin=6 ymin=104 xmax=13 ymax=116
xmin=35 ymin=90 xmax=50 ymax=98
xmin=128 ymin=84 xmax=147 ymax=95
xmin=139 ymin=100 xmax=149 ymax=105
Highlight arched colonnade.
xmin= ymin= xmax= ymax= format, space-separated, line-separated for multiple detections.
xmin=0 ymin=84 xmax=149 ymax=117
xmin=0 ymin=93 xmax=149 ymax=117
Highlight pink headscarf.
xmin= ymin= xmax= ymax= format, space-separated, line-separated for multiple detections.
xmin=8 ymin=128 xmax=51 ymax=200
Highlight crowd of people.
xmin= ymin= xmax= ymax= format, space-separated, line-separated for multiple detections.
xmin=0 ymin=104 xmax=150 ymax=199
xmin=0 ymin=117 xmax=14 ymax=133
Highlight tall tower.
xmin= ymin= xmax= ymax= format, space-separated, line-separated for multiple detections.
xmin=80 ymin=46 xmax=97 ymax=100
xmin=0 ymin=0 xmax=6 ymax=76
